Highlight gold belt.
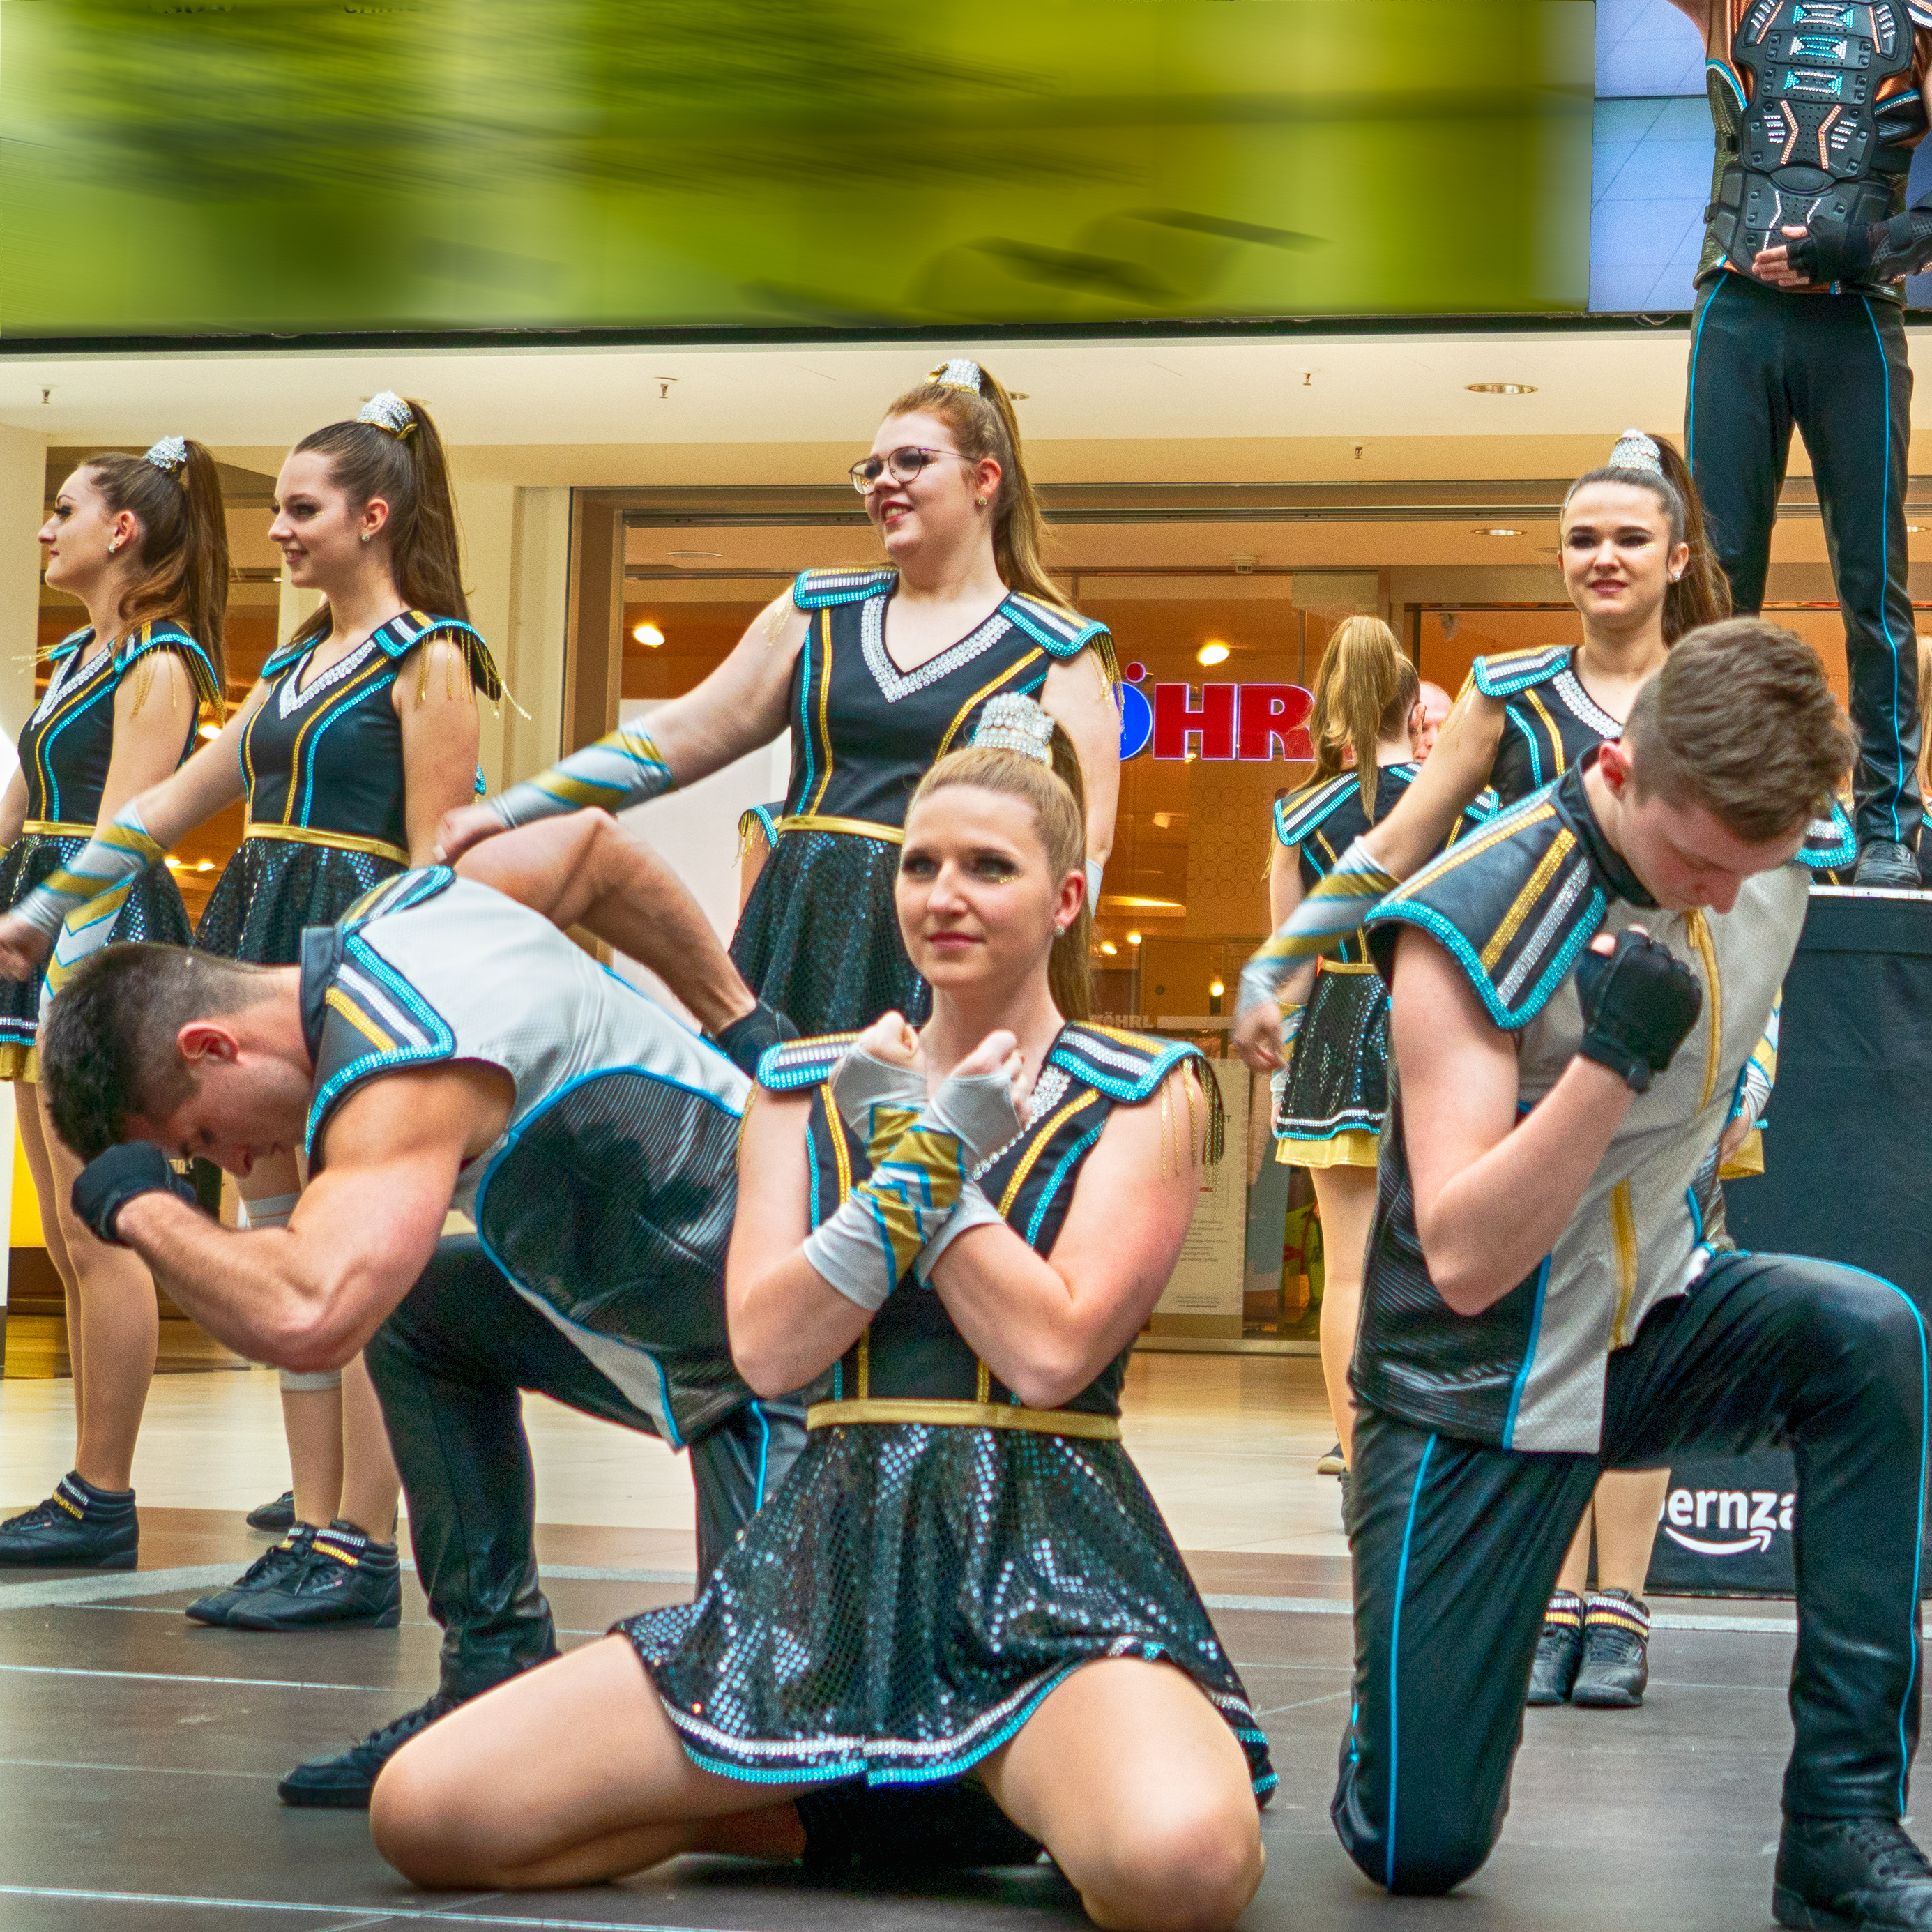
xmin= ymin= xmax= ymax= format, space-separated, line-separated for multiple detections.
xmin=21 ymin=820 xmax=94 ymax=838
xmin=806 ymin=1397 xmax=1120 ymax=1440
xmin=777 ymin=814 xmax=904 ymax=846
xmin=1319 ymin=960 xmax=1380 ymax=975
xmin=245 ymin=823 xmax=410 ymax=867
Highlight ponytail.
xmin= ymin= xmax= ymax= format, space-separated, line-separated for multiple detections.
xmin=908 ymin=717 xmax=1093 ymax=1021
xmin=1566 ymin=434 xmax=1730 ymax=646
xmin=80 ymin=441 xmax=230 ymax=704
xmin=883 ymin=363 xmax=1070 ymax=615
xmin=288 ymin=395 xmax=469 ymax=651
xmin=1298 ymin=616 xmax=1414 ymax=819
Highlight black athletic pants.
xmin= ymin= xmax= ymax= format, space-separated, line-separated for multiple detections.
xmin=363 ymin=1236 xmax=805 ymax=1703
xmin=1333 ymin=1252 xmax=1927 ymax=1895
xmin=1687 ymin=271 xmax=1922 ymax=851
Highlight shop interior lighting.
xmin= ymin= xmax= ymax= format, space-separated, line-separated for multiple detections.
xmin=1127 ymin=930 xmax=1142 ymax=946
xmin=1466 ymin=382 xmax=1537 ymax=395
xmin=1477 ymin=527 xmax=1523 ymax=538
xmin=1196 ymin=641 xmax=1231 ymax=666
xmin=199 ymin=723 xmax=222 ymax=740
xmin=1099 ymin=940 xmax=1118 ymax=957
xmin=632 ymin=623 xmax=665 ymax=647
xmin=1208 ymin=979 xmax=1225 ymax=998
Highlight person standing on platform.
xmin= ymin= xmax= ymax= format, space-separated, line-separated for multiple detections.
xmin=0 ymin=393 xmax=502 ymax=1633
xmin=1263 ymin=621 xmax=1429 ymax=1494
xmin=1674 ymin=0 xmax=1932 ymax=887
xmin=365 ymin=699 xmax=1272 ymax=1928
xmin=0 ymin=439 xmax=228 ymax=1571
xmin=1330 ymin=621 xmax=1932 ymax=1932
xmin=432 ymin=358 xmax=1122 ymax=1037
xmin=1235 ymin=432 xmax=1841 ymax=1707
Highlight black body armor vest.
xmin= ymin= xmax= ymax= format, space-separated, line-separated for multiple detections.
xmin=1707 ymin=0 xmax=1917 ymax=277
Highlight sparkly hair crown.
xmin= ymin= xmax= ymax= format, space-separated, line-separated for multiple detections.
xmin=1607 ymin=427 xmax=1665 ymax=478
xmin=969 ymin=693 xmax=1055 ymax=766
xmin=142 ymin=436 xmax=188 ymax=476
xmin=929 ymin=358 xmax=984 ymax=396
xmin=358 ymin=390 xmax=416 ymax=440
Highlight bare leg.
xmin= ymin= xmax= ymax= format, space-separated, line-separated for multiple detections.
xmin=1555 ymin=1503 xmax=1594 ymax=1595
xmin=980 ymin=1657 xmax=1263 ymax=1932
xmin=34 ymin=1088 xmax=158 ymax=1492
xmin=338 ymin=1351 xmax=400 ymax=1539
xmin=1589 ymin=1467 xmax=1670 ymax=1596
xmin=372 ymin=1636 xmax=809 ymax=1890
xmin=1309 ymin=1163 xmax=1377 ymax=1468
xmin=280 ymin=1384 xmax=345 ymax=1528
xmin=15 ymin=1083 xmax=82 ymax=1378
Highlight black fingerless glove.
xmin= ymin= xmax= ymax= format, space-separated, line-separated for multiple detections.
xmin=710 ymin=998 xmax=798 ymax=1080
xmin=72 ymin=1143 xmax=199 ymax=1247
xmin=1573 ymin=929 xmax=1702 ymax=1095
xmin=1788 ymin=211 xmax=1879 ymax=285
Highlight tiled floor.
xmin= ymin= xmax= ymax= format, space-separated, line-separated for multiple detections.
xmin=0 ymin=1346 xmax=1820 ymax=1930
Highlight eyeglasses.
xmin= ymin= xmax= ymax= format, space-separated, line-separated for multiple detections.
xmin=849 ymin=446 xmax=975 ymax=494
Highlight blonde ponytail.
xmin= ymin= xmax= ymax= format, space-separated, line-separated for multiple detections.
xmin=1299 ymin=616 xmax=1415 ymax=818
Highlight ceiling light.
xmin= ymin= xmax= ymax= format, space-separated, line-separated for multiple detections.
xmin=1466 ymin=382 xmax=1537 ymax=395
xmin=1476 ymin=527 xmax=1523 ymax=538
xmin=196 ymin=859 xmax=213 ymax=872
xmin=1196 ymin=641 xmax=1231 ymax=667
xmin=1208 ymin=979 xmax=1226 ymax=998
xmin=632 ymin=623 xmax=664 ymax=647
xmin=164 ymin=856 xmax=183 ymax=869
xmin=1910 ymin=525 xmax=1925 ymax=533
xmin=1100 ymin=941 xmax=1118 ymax=957
xmin=1126 ymin=930 xmax=1142 ymax=945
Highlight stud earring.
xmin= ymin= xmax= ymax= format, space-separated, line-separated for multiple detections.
xmin=107 ymin=538 xmax=122 ymax=553
xmin=360 ymin=531 xmax=374 ymax=543
xmin=975 ymin=497 xmax=989 ymax=508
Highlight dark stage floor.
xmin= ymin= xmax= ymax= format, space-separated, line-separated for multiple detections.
xmin=0 ymin=1509 xmax=1813 ymax=1931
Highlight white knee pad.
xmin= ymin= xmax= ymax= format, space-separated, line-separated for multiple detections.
xmin=278 ymin=1367 xmax=344 ymax=1394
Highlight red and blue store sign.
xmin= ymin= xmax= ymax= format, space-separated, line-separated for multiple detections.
xmin=1117 ymin=660 xmax=1314 ymax=761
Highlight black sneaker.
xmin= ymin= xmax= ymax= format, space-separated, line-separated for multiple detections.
xmin=1526 ymin=1591 xmax=1585 ymax=1705
xmin=185 ymin=1523 xmax=318 ymax=1627
xmin=1572 ymin=1588 xmax=1650 ymax=1709
xmin=0 ymin=1473 xmax=138 ymax=1569
xmin=278 ymin=1693 xmax=459 ymax=1809
xmin=1775 ymin=1815 xmax=1932 ymax=1929
xmin=1855 ymin=841 xmax=1922 ymax=890
xmin=224 ymin=1520 xmax=401 ymax=1631
xmin=246 ymin=1491 xmax=296 ymax=1534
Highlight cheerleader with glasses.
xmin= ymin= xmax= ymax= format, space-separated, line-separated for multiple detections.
xmin=434 ymin=358 xmax=1122 ymax=1040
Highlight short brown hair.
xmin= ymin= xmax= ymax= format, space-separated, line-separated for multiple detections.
xmin=1623 ymin=618 xmax=1855 ymax=840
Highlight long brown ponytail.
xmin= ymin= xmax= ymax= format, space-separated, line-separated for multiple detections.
xmin=908 ymin=717 xmax=1093 ymax=1021
xmin=882 ymin=363 xmax=1069 ymax=614
xmin=81 ymin=441 xmax=229 ymax=701
xmin=1297 ymin=616 xmax=1417 ymax=818
xmin=288 ymin=396 xmax=468 ymax=649
xmin=1565 ymin=432 xmax=1730 ymax=645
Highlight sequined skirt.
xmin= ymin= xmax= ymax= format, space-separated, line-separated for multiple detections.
xmin=618 ymin=1422 xmax=1275 ymax=1799
xmin=730 ymin=826 xmax=927 ymax=1036
xmin=195 ymin=836 xmax=404 ymax=966
xmin=1277 ymin=968 xmax=1389 ymax=1168
xmin=0 ymin=830 xmax=195 ymax=1077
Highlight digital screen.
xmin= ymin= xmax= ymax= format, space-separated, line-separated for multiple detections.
xmin=0 ymin=0 xmax=1592 ymax=337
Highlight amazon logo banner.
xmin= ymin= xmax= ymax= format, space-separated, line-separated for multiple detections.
xmin=1644 ymin=1450 xmax=1799 ymax=1596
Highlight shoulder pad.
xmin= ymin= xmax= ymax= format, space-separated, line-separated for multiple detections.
xmin=1272 ymin=773 xmax=1360 ymax=849
xmin=47 ymin=626 xmax=92 ymax=663
xmin=337 ymin=865 xmax=457 ymax=936
xmin=756 ymin=1031 xmax=862 ymax=1093
xmin=792 ymin=568 xmax=895 ymax=610
xmin=1797 ymin=796 xmax=1857 ymax=873
xmin=373 ymin=612 xmax=503 ymax=702
xmin=738 ymin=802 xmax=782 ymax=844
xmin=1049 ymin=1024 xmax=1203 ymax=1104
xmin=261 ymin=637 xmax=307 ymax=679
xmin=1470 ymin=647 xmax=1572 ymax=699
xmin=1367 ymin=793 xmax=1608 ymax=1029
xmin=303 ymin=929 xmax=457 ymax=1156
xmin=120 ymin=621 xmax=222 ymax=713
xmin=1001 ymin=593 xmax=1112 ymax=664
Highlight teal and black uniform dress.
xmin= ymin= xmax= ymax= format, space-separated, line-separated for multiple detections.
xmin=731 ymin=568 xmax=1113 ymax=1034
xmin=195 ymin=610 xmax=499 ymax=966
xmin=621 ymin=1024 xmax=1275 ymax=1807
xmin=0 ymin=622 xmax=218 ymax=1080
xmin=1470 ymin=644 xmax=1857 ymax=870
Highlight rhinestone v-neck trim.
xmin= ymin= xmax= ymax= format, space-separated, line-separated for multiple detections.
xmin=278 ymin=634 xmax=381 ymax=720
xmin=860 ymin=593 xmax=1015 ymax=704
xmin=1552 ymin=661 xmax=1625 ymax=739
xmin=31 ymin=644 xmax=110 ymax=724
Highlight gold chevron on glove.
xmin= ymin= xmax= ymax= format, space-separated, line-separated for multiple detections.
xmin=851 ymin=1123 xmax=970 ymax=1282
xmin=487 ymin=723 xmax=674 ymax=826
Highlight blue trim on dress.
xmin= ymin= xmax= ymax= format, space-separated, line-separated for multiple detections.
xmin=1024 ymin=1122 xmax=1106 ymax=1248
xmin=1472 ymin=648 xmax=1569 ymax=699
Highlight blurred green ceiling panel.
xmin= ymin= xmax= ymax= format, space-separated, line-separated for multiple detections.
xmin=0 ymin=0 xmax=1593 ymax=336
